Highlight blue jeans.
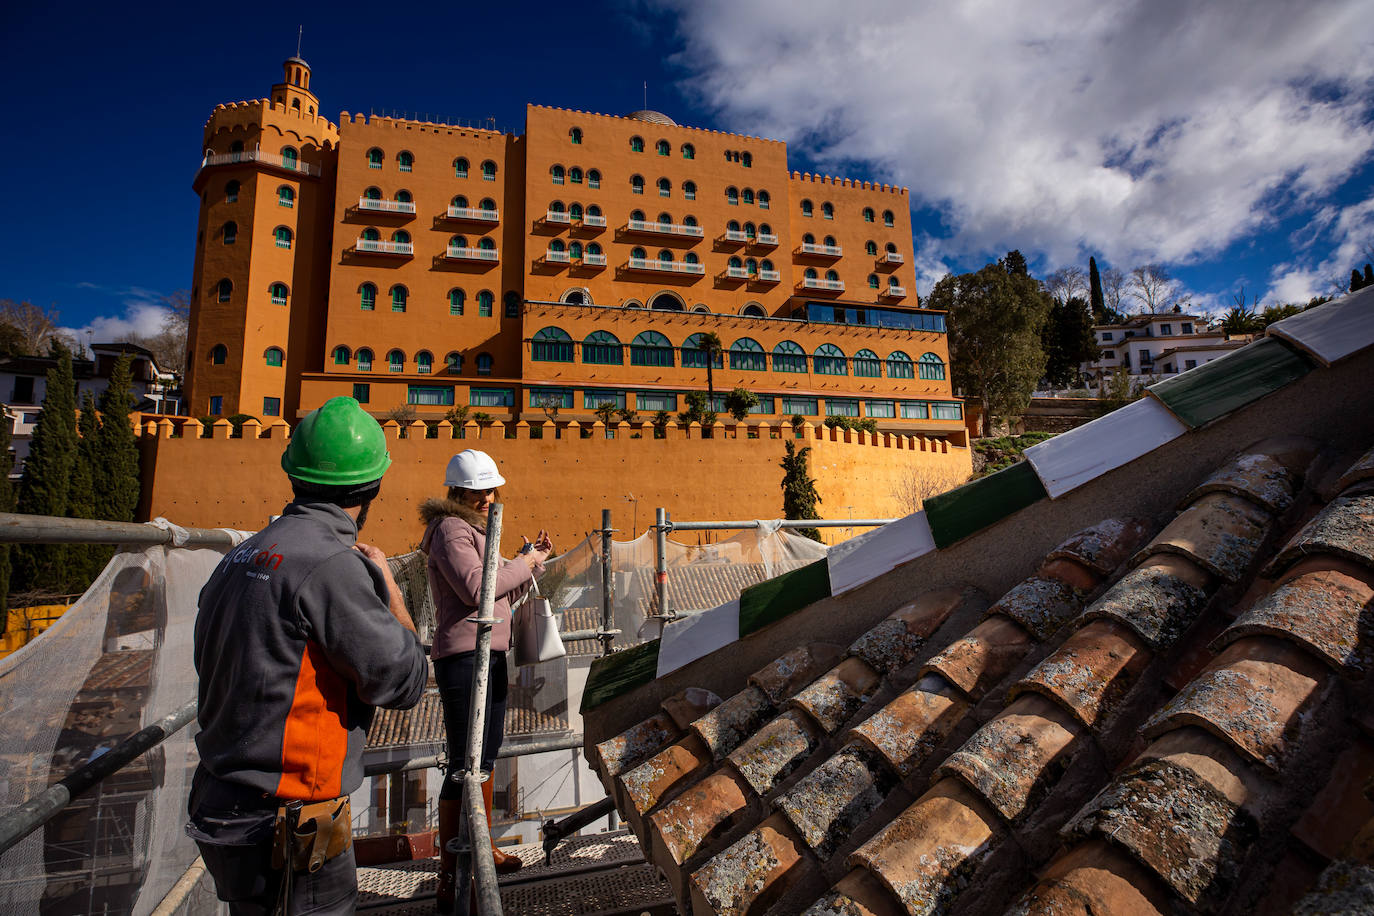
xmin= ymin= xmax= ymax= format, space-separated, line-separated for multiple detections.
xmin=435 ymin=650 xmax=508 ymax=799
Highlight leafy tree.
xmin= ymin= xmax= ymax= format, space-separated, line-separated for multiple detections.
xmin=0 ymin=413 xmax=13 ymax=621
xmin=0 ymin=300 xmax=62 ymax=356
xmin=928 ymin=254 xmax=1052 ymax=437
xmin=1098 ymin=367 xmax=1145 ymax=415
xmin=722 ymin=387 xmax=758 ymax=421
xmin=14 ymin=345 xmax=78 ymax=594
xmin=95 ymin=354 xmax=140 ymax=524
xmin=594 ymin=400 xmax=618 ymax=427
xmin=616 ymin=406 xmax=638 ymax=424
xmin=0 ymin=321 xmax=25 ymax=358
xmin=1219 ymin=306 xmax=1261 ymax=336
xmin=1258 ymin=304 xmax=1303 ymax=327
xmin=443 ymin=404 xmax=471 ymax=438
xmin=677 ymin=391 xmax=718 ymax=428
xmin=1003 ymin=249 xmax=1029 ymax=276
xmin=651 ymin=410 xmax=670 ymax=439
xmin=824 ymin=415 xmax=878 ymax=433
xmin=780 ymin=440 xmax=822 ymax=542
xmin=1041 ymin=296 xmax=1099 ymax=387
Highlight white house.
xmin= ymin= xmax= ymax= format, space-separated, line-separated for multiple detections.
xmin=1082 ymin=313 xmax=1243 ymax=386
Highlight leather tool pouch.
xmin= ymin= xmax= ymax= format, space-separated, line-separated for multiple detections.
xmin=271 ymin=797 xmax=352 ymax=873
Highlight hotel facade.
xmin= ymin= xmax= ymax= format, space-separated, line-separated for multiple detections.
xmin=186 ymin=58 xmax=965 ymax=442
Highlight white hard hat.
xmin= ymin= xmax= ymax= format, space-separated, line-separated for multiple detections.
xmin=445 ymin=449 xmax=506 ymax=489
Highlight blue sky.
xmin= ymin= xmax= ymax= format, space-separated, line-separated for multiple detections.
xmin=3 ymin=0 xmax=1371 ymax=343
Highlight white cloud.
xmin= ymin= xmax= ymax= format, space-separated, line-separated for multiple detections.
xmin=58 ymin=286 xmax=174 ymax=350
xmin=658 ymin=0 xmax=1374 ymax=300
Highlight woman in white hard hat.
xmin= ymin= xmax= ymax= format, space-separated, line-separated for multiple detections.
xmin=419 ymin=449 xmax=552 ymax=910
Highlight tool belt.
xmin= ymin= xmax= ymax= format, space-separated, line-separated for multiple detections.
xmin=271 ymin=797 xmax=352 ymax=873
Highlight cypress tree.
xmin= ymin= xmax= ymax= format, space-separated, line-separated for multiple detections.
xmin=1089 ymin=257 xmax=1106 ymax=321
xmin=780 ymin=440 xmax=822 ymax=542
xmin=1353 ymin=269 xmax=1364 ymax=292
xmin=70 ymin=392 xmax=107 ymax=588
xmin=95 ymin=353 xmax=141 ymax=523
xmin=15 ymin=346 xmax=78 ymax=594
xmin=0 ymin=413 xmax=12 ymax=625
xmin=1364 ymin=264 xmax=1372 ymax=287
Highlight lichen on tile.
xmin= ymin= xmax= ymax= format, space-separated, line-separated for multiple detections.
xmin=777 ymin=744 xmax=896 ymax=860
xmin=986 ymin=576 xmax=1085 ymax=642
xmin=1081 ymin=565 xmax=1209 ymax=651
xmin=728 ymin=710 xmax=821 ymax=797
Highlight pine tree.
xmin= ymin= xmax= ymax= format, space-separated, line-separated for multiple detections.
xmin=1365 ymin=264 xmax=1373 ymax=287
xmin=15 ymin=346 xmax=78 ymax=594
xmin=1352 ymin=269 xmax=1364 ymax=292
xmin=0 ymin=413 xmax=13 ymax=624
xmin=1089 ymin=257 xmax=1106 ymax=322
xmin=780 ymin=441 xmax=822 ymax=542
xmin=1003 ymin=250 xmax=1029 ymax=276
xmin=96 ymin=354 xmax=141 ymax=524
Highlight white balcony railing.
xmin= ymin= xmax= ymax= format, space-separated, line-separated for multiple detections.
xmin=882 ymin=285 xmax=907 ymax=298
xmin=545 ymin=210 xmax=572 ymax=224
xmin=801 ymin=277 xmax=844 ymax=291
xmin=726 ymin=266 xmax=751 ymax=279
xmin=583 ymin=253 xmax=608 ymax=266
xmin=627 ymin=219 xmax=705 ymax=238
xmin=882 ymin=251 xmax=904 ymax=263
xmin=755 ymin=233 xmax=779 ymax=246
xmin=545 ymin=250 xmax=571 ymax=263
xmin=724 ymin=229 xmax=749 ymax=243
xmin=358 ymin=197 xmax=417 ymax=214
xmin=447 ymin=246 xmax=500 ymax=261
xmin=758 ymin=270 xmax=781 ymax=282
xmin=447 ymin=205 xmax=499 ymax=222
xmin=799 ymin=242 xmax=843 ymax=257
xmin=200 ymin=150 xmax=321 ymax=176
xmin=582 ymin=214 xmax=607 ymax=228
xmin=628 ymin=257 xmax=705 ymax=275
xmin=355 ymin=239 xmax=413 ymax=255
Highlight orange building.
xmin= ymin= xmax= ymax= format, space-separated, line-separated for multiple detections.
xmin=187 ymin=59 xmax=964 ymax=442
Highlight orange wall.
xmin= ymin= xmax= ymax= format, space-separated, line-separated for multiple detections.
xmin=139 ymin=418 xmax=971 ymax=555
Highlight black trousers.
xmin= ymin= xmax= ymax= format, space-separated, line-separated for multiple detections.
xmin=435 ymin=650 xmax=508 ymax=799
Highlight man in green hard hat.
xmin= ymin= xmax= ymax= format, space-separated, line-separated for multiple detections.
xmin=187 ymin=396 xmax=427 ymax=915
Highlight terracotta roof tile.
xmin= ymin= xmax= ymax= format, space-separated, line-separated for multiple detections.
xmin=921 ymin=615 xmax=1034 ymax=701
xmin=847 ymin=676 xmax=970 ymax=778
xmin=1133 ymin=726 xmax=1266 ymax=807
xmin=728 ymin=709 xmax=824 ymax=798
xmin=692 ymin=686 xmax=775 ymax=761
xmin=1043 ymin=517 xmax=1156 ymax=576
xmin=690 ymin=812 xmax=809 ymax=916
xmin=936 ymin=694 xmax=1080 ymax=823
xmin=787 ymin=657 xmax=883 ymax=735
xmin=1005 ymin=839 xmax=1172 ymax=916
xmin=1078 ymin=556 xmax=1211 ymax=651
xmin=1291 ymin=738 xmax=1374 ymax=862
xmin=848 ymin=779 xmax=1004 ymax=915
xmin=1332 ymin=444 xmax=1374 ymax=495
xmin=1143 ymin=635 xmax=1329 ymax=772
xmin=594 ymin=710 xmax=677 ymax=783
xmin=1269 ymin=493 xmax=1374 ymax=576
xmin=1182 ymin=450 xmax=1300 ymax=514
xmin=1013 ymin=619 xmax=1153 ymax=729
xmin=801 ymin=868 xmax=904 ymax=916
xmin=1290 ymin=860 xmax=1374 ymax=915
xmin=1132 ymin=491 xmax=1274 ymax=582
xmin=619 ymin=733 xmax=712 ymax=833
xmin=845 ymin=588 xmax=966 ymax=675
xmin=776 ymin=744 xmax=897 ymax=860
xmin=649 ymin=767 xmax=752 ymax=869
xmin=662 ymin=686 xmax=723 ymax=730
xmin=749 ymin=643 xmax=845 ymax=705
xmin=984 ymin=575 xmax=1088 ymax=642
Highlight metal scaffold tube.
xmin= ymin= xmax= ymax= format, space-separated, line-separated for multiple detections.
xmin=654 ymin=507 xmax=670 ymax=620
xmin=0 ymin=512 xmax=240 ymax=547
xmin=599 ymin=508 xmax=616 ymax=656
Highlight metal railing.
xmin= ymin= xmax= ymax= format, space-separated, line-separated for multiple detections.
xmin=199 ymin=150 xmax=321 ymax=177
xmin=882 ymin=251 xmax=904 ymax=263
xmin=583 ymin=253 xmax=608 ymax=266
xmin=448 ymin=205 xmax=500 ymax=222
xmin=358 ymin=197 xmax=417 ymax=214
xmin=801 ymin=277 xmax=845 ymax=291
xmin=545 ymin=250 xmax=571 ymax=263
xmin=799 ymin=242 xmax=843 ymax=257
xmin=758 ymin=269 xmax=781 ymax=282
xmin=582 ymin=214 xmax=607 ymax=228
xmin=626 ymin=219 xmax=704 ymax=238
xmin=883 ymin=285 xmax=907 ymax=298
xmin=447 ymin=246 xmax=500 ymax=261
xmin=356 ymin=238 xmax=414 ymax=255
xmin=626 ymin=257 xmax=705 ymax=275
xmin=755 ymin=233 xmax=779 ymax=246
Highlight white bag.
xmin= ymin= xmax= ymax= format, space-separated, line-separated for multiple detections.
xmin=514 ymin=577 xmax=566 ymax=666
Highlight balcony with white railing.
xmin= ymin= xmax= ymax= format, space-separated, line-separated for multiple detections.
xmin=627 ymin=257 xmax=706 ymax=275
xmin=758 ymin=269 xmax=781 ymax=282
xmin=581 ymin=253 xmax=608 ymax=267
xmin=199 ymin=150 xmax=321 ymax=177
xmin=881 ymin=285 xmax=907 ymax=299
xmin=545 ymin=250 xmax=571 ymax=264
xmin=798 ymin=242 xmax=843 ymax=257
xmin=357 ymin=197 xmax=417 ymax=214
xmin=447 ymin=205 xmax=500 ymax=222
xmin=544 ymin=210 xmax=572 ymax=224
xmin=754 ymin=233 xmax=779 ymax=247
xmin=723 ymin=229 xmax=749 ymax=243
xmin=626 ymin=219 xmax=706 ymax=239
xmin=355 ymin=239 xmax=413 ymax=255
xmin=581 ymin=214 xmax=607 ymax=228
xmin=725 ymin=266 xmax=751 ymax=279
xmin=800 ymin=277 xmax=844 ymax=291
xmin=882 ymin=251 xmax=904 ymax=264
xmin=446 ymin=246 xmax=500 ymax=261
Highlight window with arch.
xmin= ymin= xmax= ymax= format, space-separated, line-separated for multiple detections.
xmin=360 ymin=282 xmax=376 ymax=310
xmin=657 ymin=249 xmax=674 ymax=263
xmin=681 ymin=143 xmax=695 ymax=160
xmin=210 ymin=344 xmax=228 ymax=365
xmin=729 ymin=337 xmax=766 ymax=371
xmin=745 ymin=257 xmax=758 ymax=275
xmin=918 ymin=352 xmax=946 ymax=380
xmin=217 ymin=279 xmax=233 ymax=302
xmin=742 ymin=188 xmax=755 ymax=205
xmin=367 ymin=147 xmax=384 ymax=169
xmin=332 ymin=345 xmax=351 ymax=366
xmin=814 ymin=343 xmax=847 ymax=375
xmin=801 ymin=199 xmax=813 ymax=217
xmin=631 ymin=331 xmax=674 ymax=367
xmin=291 ymin=99 xmax=300 ymax=111
xmin=363 ymin=185 xmax=382 ymax=200
xmin=822 ymin=202 xmax=834 ymax=220
xmin=729 ymin=256 xmax=743 ymax=270
xmin=583 ymin=330 xmax=623 ymax=365
xmin=630 ymin=246 xmax=647 ymax=260
xmin=222 ymin=221 xmax=237 ymax=244
xmin=655 ymin=139 xmax=670 ymax=156
xmin=361 ymin=227 xmax=381 ymax=242
xmin=454 ymin=157 xmax=469 ymax=177
xmin=761 ymin=258 xmax=775 ymax=272
xmin=269 ymin=282 xmax=289 ymax=304
xmin=476 ymin=353 xmax=493 ymax=375
xmin=569 ymin=167 xmax=583 ymax=184
xmin=278 ymin=185 xmax=294 ymax=207
xmin=684 ymin=252 xmax=700 ymax=266
xmin=882 ymin=209 xmax=895 ymax=227
xmin=803 ymin=232 xmax=816 ymax=245
xmin=390 ymin=285 xmax=407 ymax=312
xmin=630 ymin=175 xmax=644 ymax=195
xmin=398 ymin=151 xmax=413 ymax=172
xmin=886 ymin=242 xmax=898 ymax=254
xmin=742 ymin=300 xmax=764 ymax=316
xmin=825 ymin=269 xmax=840 ymax=283
xmin=450 ymin=234 xmax=468 ymax=250
xmin=681 ymin=333 xmax=724 ymax=369
xmin=588 ymin=169 xmax=601 ymax=189
xmin=480 ymin=197 xmax=496 ymax=212
xmin=451 ymin=194 xmax=468 ymax=210
xmin=760 ymin=222 xmax=773 ymax=236
xmin=504 ymin=291 xmax=520 ymax=318
xmin=630 ymin=136 xmax=644 ymax=152
xmin=225 ymin=180 xmax=239 ymax=202
xmin=274 ymin=226 xmax=292 ymax=249
xmin=887 ymin=350 xmax=914 ymax=378
xmin=532 ymin=326 xmax=574 ymax=362
xmin=569 ymin=241 xmax=583 ymax=260
xmin=854 ymin=349 xmax=882 ymax=377
xmin=863 ymin=207 xmax=875 ymax=223
xmin=758 ymin=190 xmax=770 ymax=209
xmin=658 ymin=177 xmax=671 ymax=197
xmin=587 ymin=205 xmax=603 ymax=221
xmin=742 ymin=152 xmax=753 ymax=167
xmin=656 ymin=212 xmax=671 ymax=228
xmin=684 ymin=180 xmax=697 ymax=200
xmin=823 ymin=234 xmax=837 ymax=247
xmin=481 ymin=160 xmax=497 ymax=181
xmin=586 ymin=242 xmax=603 ymax=258
xmin=391 ymin=230 xmax=410 ymax=245
xmin=683 ymin=215 xmax=698 ymax=227
xmin=551 ymin=164 xmax=565 ymax=184
xmin=357 ymin=348 xmax=373 ymax=372
xmin=804 ymin=267 xmax=819 ymax=280
xmin=549 ymin=200 xmax=566 ymax=216
xmin=772 ymin=340 xmax=807 ymax=373
xmin=446 ymin=352 xmax=463 ymax=374
xmin=388 ymin=349 xmax=405 ymax=373
xmin=726 ymin=186 xmax=739 ymax=205
xmin=728 ymin=219 xmax=741 ymax=233
xmin=416 ymin=350 xmax=433 ymax=374
xmin=448 ymin=288 xmax=465 ymax=316
xmin=281 ymin=146 xmax=298 ymax=170
xmin=477 ymin=290 xmax=494 ymax=316
xmin=478 ymin=237 xmax=495 ymax=251
xmin=570 ymin=127 xmax=583 ymax=144
xmin=264 ymin=347 xmax=284 ymax=367
xmin=868 ymin=273 xmax=880 ymax=289
xmin=396 ymin=189 xmax=412 ymax=203
xmin=865 ymin=240 xmax=878 ymax=256
xmin=888 ymin=275 xmax=902 ymax=290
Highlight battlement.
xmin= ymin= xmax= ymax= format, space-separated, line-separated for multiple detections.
xmin=527 ymin=104 xmax=788 ymax=148
xmin=789 ymin=171 xmax=908 ymax=196
xmin=339 ymin=112 xmax=510 ymax=139
xmin=204 ymin=98 xmax=337 ymax=148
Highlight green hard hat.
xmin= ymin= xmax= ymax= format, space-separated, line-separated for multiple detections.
xmin=281 ymin=397 xmax=392 ymax=486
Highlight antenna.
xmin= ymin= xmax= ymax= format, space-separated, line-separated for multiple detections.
xmin=296 ymin=26 xmax=303 ymax=58
xmin=643 ymin=81 xmax=648 ymax=109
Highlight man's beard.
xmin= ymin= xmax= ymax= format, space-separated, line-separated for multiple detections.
xmin=356 ymin=499 xmax=372 ymax=533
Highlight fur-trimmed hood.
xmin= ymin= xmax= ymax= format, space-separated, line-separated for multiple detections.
xmin=419 ymin=498 xmax=487 ymax=552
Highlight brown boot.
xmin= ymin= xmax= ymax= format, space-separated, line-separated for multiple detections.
xmin=481 ymin=777 xmax=522 ymax=874
xmin=435 ymin=798 xmax=461 ymax=913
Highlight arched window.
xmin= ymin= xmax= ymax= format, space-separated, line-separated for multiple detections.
xmin=274 ymin=226 xmax=292 ymax=249
xmin=761 ymin=258 xmax=775 ymax=272
xmin=650 ymin=293 xmax=683 ymax=310
xmin=656 ymin=139 xmax=670 ymax=156
xmin=391 ymin=230 xmax=410 ymax=245
xmin=551 ymin=164 xmax=565 ymax=184
xmin=684 ymin=180 xmax=697 ymax=200
xmin=822 ymin=202 xmax=834 ymax=220
xmin=451 ymin=194 xmax=468 ymax=210
xmin=804 ymin=267 xmax=819 ymax=280
xmin=657 ymin=249 xmax=674 ymax=263
xmin=631 ymin=246 xmax=647 ymax=260
xmin=760 ymin=223 xmax=773 ymax=237
xmin=630 ymin=175 xmax=644 ymax=195
xmin=478 ymin=237 xmax=495 ymax=251
xmin=532 ymin=327 xmax=574 ymax=362
xmin=586 ymin=242 xmax=603 ymax=257
xmin=918 ymin=352 xmax=946 ymax=380
xmin=758 ymin=190 xmax=770 ymax=209
xmin=476 ymin=353 xmax=493 ymax=375
xmin=742 ymin=188 xmax=755 ymax=205
xmin=741 ymin=152 xmax=753 ymax=167
xmin=278 ymin=185 xmax=294 ymax=207
xmin=742 ymin=301 xmax=764 ymax=316
xmin=772 ymin=340 xmax=806 ymax=373
xmin=477 ymin=290 xmax=494 ymax=316
xmin=222 ymin=221 xmax=237 ymax=244
xmin=801 ymin=199 xmax=813 ymax=217
xmin=728 ymin=220 xmax=741 ymax=233
xmin=569 ymin=241 xmax=583 ymax=259
xmin=814 ymin=343 xmax=847 ymax=376
xmin=583 ymin=330 xmax=623 ymax=365
xmin=357 ymin=348 xmax=373 ymax=372
xmin=569 ymin=167 xmax=583 ymax=184
xmin=210 ymin=344 xmax=228 ymax=365
xmin=396 ymin=189 xmax=412 ymax=203
xmin=366 ymin=147 xmax=384 ymax=169
xmin=681 ymin=333 xmax=724 ymax=369
xmin=658 ymin=177 xmax=671 ymax=197
xmin=726 ymin=186 xmax=739 ymax=205
xmin=549 ymin=202 xmax=566 ymax=217
xmin=388 ymin=349 xmax=405 ymax=373
xmin=882 ymin=209 xmax=895 ymax=227
xmin=450 ymin=234 xmax=468 ymax=249
xmin=361 ymin=227 xmax=381 ymax=241
xmin=480 ymin=197 xmax=497 ymax=212
xmin=217 ymin=279 xmax=233 ymax=302
xmin=292 ymin=99 xmax=300 ymax=111
xmin=550 ymin=239 xmax=567 ymax=254
xmin=684 ymin=252 xmax=700 ymax=266
xmin=888 ymin=276 xmax=902 ymax=289
xmin=729 ymin=256 xmax=743 ymax=269
xmin=446 ymin=352 xmax=463 ymax=374
xmin=448 ymin=288 xmax=465 ymax=315
xmin=269 ymin=282 xmax=289 ymax=304
xmin=863 ymin=207 xmax=875 ymax=223
xmin=225 ymin=180 xmax=239 ymax=202
xmin=570 ymin=127 xmax=583 ymax=144
xmin=264 ymin=347 xmax=284 ymax=367
xmin=824 ymin=235 xmax=837 ymax=247
xmin=854 ymin=349 xmax=882 ymax=377
xmin=631 ymin=331 xmax=674 ymax=367
xmin=682 ymin=143 xmax=695 ymax=160
xmin=683 ymin=215 xmax=698 ymax=227
xmin=868 ymin=273 xmax=880 ymax=289
xmin=886 ymin=242 xmax=898 ymax=254
xmin=588 ymin=169 xmax=601 ymax=189
xmin=657 ymin=212 xmax=671 ymax=228
xmin=586 ymin=204 xmax=602 ymax=220
xmin=729 ymin=337 xmax=766 ymax=371
xmin=630 ymin=136 xmax=644 ymax=152
xmin=281 ymin=146 xmax=298 ymax=169
xmin=866 ymin=240 xmax=878 ymax=256
xmin=390 ymin=284 xmax=407 ymax=312
xmin=887 ymin=351 xmax=914 ymax=378
xmin=481 ymin=160 xmax=497 ymax=181
xmin=745 ymin=258 xmax=758 ymax=275
xmin=416 ymin=350 xmax=433 ymax=374
xmin=360 ymin=282 xmax=376 ymax=310
xmin=397 ymin=151 xmax=413 ymax=172
xmin=454 ymin=157 xmax=469 ymax=177
xmin=803 ymin=232 xmax=815 ymax=245
xmin=332 ymin=345 xmax=351 ymax=366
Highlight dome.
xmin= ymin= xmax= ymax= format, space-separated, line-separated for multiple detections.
xmin=285 ymin=55 xmax=310 ymax=68
xmin=627 ymin=109 xmax=677 ymax=127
